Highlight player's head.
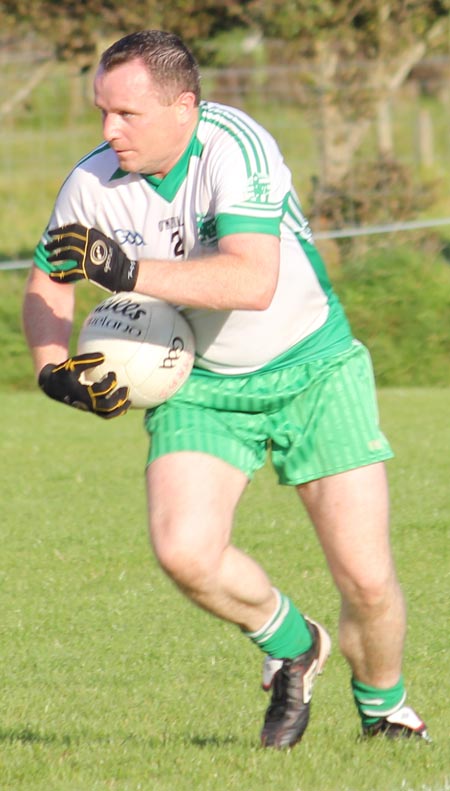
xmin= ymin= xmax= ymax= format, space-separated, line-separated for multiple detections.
xmin=99 ymin=30 xmax=201 ymax=107
xmin=94 ymin=31 xmax=200 ymax=176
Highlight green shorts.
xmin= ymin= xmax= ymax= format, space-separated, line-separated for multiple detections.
xmin=144 ymin=340 xmax=393 ymax=485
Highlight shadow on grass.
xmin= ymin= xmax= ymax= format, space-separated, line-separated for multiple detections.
xmin=188 ymin=734 xmax=239 ymax=748
xmin=0 ymin=726 xmax=241 ymax=751
xmin=0 ymin=726 xmax=73 ymax=746
xmin=0 ymin=726 xmax=140 ymax=748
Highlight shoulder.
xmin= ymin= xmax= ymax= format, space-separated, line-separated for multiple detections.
xmin=198 ymin=101 xmax=282 ymax=171
xmin=50 ymin=143 xmax=128 ymax=226
xmin=53 ymin=142 xmax=129 ymax=212
xmin=198 ymin=101 xmax=272 ymax=147
xmin=61 ymin=142 xmax=121 ymax=189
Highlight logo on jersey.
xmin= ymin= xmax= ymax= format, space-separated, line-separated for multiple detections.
xmin=114 ymin=229 xmax=145 ymax=246
xmin=197 ymin=213 xmax=218 ymax=246
xmin=158 ymin=216 xmax=184 ymax=232
xmin=248 ymin=173 xmax=271 ymax=202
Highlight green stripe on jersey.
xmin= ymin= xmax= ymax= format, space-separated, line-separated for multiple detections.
xmin=200 ymin=102 xmax=270 ymax=177
xmin=216 ymin=212 xmax=281 ymax=237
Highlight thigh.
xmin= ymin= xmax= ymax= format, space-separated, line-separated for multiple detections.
xmin=296 ymin=462 xmax=394 ymax=596
xmin=146 ymin=451 xmax=249 ymax=561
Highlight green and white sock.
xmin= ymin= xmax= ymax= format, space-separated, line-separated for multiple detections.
xmin=352 ymin=676 xmax=407 ymax=726
xmin=244 ymin=589 xmax=313 ymax=659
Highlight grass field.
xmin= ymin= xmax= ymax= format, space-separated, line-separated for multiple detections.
xmin=1 ymin=389 xmax=449 ymax=791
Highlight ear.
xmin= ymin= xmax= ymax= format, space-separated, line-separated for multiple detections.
xmin=175 ymin=91 xmax=197 ymax=125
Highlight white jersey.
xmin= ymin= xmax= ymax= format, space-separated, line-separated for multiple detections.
xmin=36 ymin=101 xmax=352 ymax=374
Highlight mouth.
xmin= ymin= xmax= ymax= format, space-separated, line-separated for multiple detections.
xmin=111 ymin=144 xmax=133 ymax=156
xmin=112 ymin=149 xmax=141 ymax=174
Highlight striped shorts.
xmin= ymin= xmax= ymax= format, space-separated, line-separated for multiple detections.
xmin=144 ymin=340 xmax=393 ymax=485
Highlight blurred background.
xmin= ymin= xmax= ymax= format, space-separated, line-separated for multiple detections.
xmin=1 ymin=0 xmax=449 ymax=388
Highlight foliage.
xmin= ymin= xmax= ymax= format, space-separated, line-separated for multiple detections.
xmin=309 ymin=157 xmax=439 ymax=228
xmin=242 ymin=2 xmax=450 ymax=195
xmin=243 ymin=1 xmax=450 ymax=57
xmin=0 ymin=1 xmax=252 ymax=64
xmin=333 ymin=245 xmax=450 ymax=386
xmin=1 ymin=1 xmax=449 ymax=65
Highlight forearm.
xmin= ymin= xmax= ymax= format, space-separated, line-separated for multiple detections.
xmin=22 ymin=265 xmax=75 ymax=377
xmin=134 ymin=235 xmax=280 ymax=310
xmin=43 ymin=226 xmax=280 ymax=309
xmin=23 ymin=266 xmax=130 ymax=418
xmin=134 ymin=255 xmax=256 ymax=309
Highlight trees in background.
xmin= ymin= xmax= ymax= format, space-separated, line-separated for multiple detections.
xmin=0 ymin=1 xmax=251 ymax=64
xmin=1 ymin=0 xmax=449 ymax=227
xmin=242 ymin=1 xmax=450 ymax=225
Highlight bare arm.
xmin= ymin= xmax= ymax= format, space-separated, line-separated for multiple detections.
xmin=134 ymin=233 xmax=280 ymax=310
xmin=22 ymin=265 xmax=76 ymax=378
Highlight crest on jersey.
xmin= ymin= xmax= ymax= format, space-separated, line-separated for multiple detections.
xmin=247 ymin=173 xmax=271 ymax=202
xmin=197 ymin=213 xmax=218 ymax=246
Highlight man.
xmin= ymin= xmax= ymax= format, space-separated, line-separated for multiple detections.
xmin=23 ymin=30 xmax=429 ymax=748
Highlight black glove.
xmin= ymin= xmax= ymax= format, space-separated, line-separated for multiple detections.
xmin=38 ymin=353 xmax=131 ymax=419
xmin=45 ymin=224 xmax=139 ymax=292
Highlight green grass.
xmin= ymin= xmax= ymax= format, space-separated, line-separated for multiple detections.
xmin=0 ymin=389 xmax=449 ymax=790
xmin=1 ymin=62 xmax=450 ymax=788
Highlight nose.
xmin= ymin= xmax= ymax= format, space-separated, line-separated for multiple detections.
xmin=102 ymin=112 xmax=120 ymax=143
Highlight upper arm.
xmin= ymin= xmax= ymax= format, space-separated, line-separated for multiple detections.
xmin=217 ymin=232 xmax=280 ymax=309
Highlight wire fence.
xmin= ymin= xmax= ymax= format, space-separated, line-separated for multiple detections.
xmin=2 ymin=217 xmax=450 ymax=272
xmin=2 ymin=53 xmax=450 ymax=268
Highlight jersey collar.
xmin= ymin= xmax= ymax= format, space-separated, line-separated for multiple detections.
xmin=110 ymin=123 xmax=203 ymax=203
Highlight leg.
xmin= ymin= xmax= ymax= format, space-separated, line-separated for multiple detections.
xmin=146 ymin=450 xmax=277 ymax=632
xmin=147 ymin=450 xmax=328 ymax=749
xmin=297 ymin=462 xmax=406 ymax=688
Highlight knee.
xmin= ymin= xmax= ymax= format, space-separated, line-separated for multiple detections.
xmin=157 ymin=544 xmax=213 ymax=591
xmin=340 ymin=566 xmax=402 ymax=616
xmin=150 ymin=523 xmax=220 ymax=593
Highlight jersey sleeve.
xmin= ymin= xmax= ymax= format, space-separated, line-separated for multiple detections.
xmin=33 ymin=147 xmax=109 ymax=273
xmin=204 ymin=110 xmax=289 ymax=239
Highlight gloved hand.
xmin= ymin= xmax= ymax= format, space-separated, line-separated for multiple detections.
xmin=38 ymin=352 xmax=131 ymax=419
xmin=45 ymin=224 xmax=139 ymax=292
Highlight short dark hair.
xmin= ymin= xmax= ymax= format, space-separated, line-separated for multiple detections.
xmin=100 ymin=30 xmax=201 ymax=105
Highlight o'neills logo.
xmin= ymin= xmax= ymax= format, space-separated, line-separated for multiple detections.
xmin=93 ymin=296 xmax=146 ymax=321
xmin=160 ymin=337 xmax=185 ymax=368
xmin=87 ymin=313 xmax=143 ymax=337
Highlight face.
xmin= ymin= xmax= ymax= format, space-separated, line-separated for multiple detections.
xmin=93 ymin=59 xmax=197 ymax=177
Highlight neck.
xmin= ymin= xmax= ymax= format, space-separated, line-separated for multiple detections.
xmin=156 ymin=108 xmax=199 ymax=179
